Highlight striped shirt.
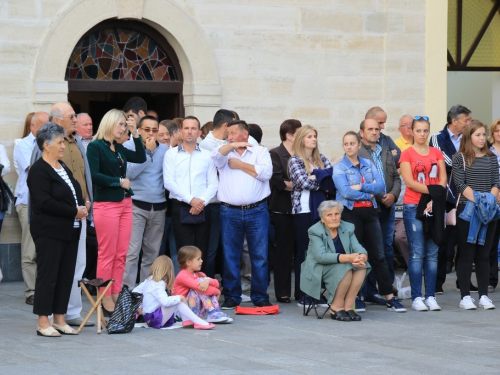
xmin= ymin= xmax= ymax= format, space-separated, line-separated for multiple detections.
xmin=452 ymin=153 xmax=499 ymax=204
xmin=53 ymin=166 xmax=80 ymax=228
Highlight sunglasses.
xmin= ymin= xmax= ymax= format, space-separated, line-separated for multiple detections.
xmin=414 ymin=116 xmax=429 ymax=121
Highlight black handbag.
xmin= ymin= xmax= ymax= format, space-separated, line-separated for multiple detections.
xmin=107 ymin=285 xmax=142 ymax=334
xmin=180 ymin=206 xmax=205 ymax=224
xmin=0 ymin=176 xmax=14 ymax=212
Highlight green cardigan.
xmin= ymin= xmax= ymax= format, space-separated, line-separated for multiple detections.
xmin=300 ymin=220 xmax=371 ymax=301
xmin=87 ymin=136 xmax=146 ymax=202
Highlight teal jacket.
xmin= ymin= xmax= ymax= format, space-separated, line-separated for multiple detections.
xmin=300 ymin=220 xmax=370 ymax=300
xmin=87 ymin=136 xmax=146 ymax=202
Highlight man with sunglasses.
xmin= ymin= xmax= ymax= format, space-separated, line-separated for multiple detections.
xmin=430 ymin=105 xmax=474 ymax=294
xmin=122 ymin=115 xmax=169 ymax=288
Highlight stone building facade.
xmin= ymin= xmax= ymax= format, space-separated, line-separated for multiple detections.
xmin=0 ymin=0 xmax=447 ymax=279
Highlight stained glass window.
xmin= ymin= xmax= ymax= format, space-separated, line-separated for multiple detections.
xmin=65 ymin=28 xmax=178 ymax=81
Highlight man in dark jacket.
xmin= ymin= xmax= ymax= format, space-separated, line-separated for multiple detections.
xmin=365 ymin=107 xmax=401 ymax=164
xmin=359 ymin=118 xmax=401 ymax=304
xmin=429 ymin=104 xmax=472 ymax=293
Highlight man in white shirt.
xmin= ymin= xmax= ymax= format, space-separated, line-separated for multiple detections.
xmin=13 ymin=111 xmax=48 ymax=305
xmin=164 ymin=116 xmax=218 ymax=265
xmin=211 ymin=120 xmax=273 ymax=309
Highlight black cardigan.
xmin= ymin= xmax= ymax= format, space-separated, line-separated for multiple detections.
xmin=27 ymin=158 xmax=84 ymax=241
xmin=269 ymin=143 xmax=293 ymax=214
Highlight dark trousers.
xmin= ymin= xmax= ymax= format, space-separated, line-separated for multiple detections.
xmin=83 ymin=223 xmax=98 ymax=280
xmin=436 ymin=225 xmax=457 ymax=289
xmin=342 ymin=207 xmax=393 ymax=296
xmin=171 ymin=199 xmax=210 ymax=259
xmin=272 ymin=212 xmax=295 ymax=299
xmin=456 ymin=204 xmax=496 ymax=298
xmin=33 ymin=228 xmax=80 ymax=316
xmin=293 ymin=213 xmax=317 ymax=300
xmin=489 ymin=218 xmax=500 ymax=288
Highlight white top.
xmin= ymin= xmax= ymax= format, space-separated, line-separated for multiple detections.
xmin=0 ymin=144 xmax=10 ymax=177
xmin=13 ymin=133 xmax=36 ymax=205
xmin=53 ymin=165 xmax=80 ymax=228
xmin=200 ymin=131 xmax=259 ymax=152
xmin=133 ymin=277 xmax=181 ymax=314
xmin=13 ymin=138 xmax=21 ymax=177
xmin=163 ymin=143 xmax=219 ymax=205
xmin=211 ymin=144 xmax=272 ymax=205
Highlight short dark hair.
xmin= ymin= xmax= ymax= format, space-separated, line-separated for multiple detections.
xmin=123 ymin=97 xmax=147 ymax=115
xmin=248 ymin=123 xmax=263 ymax=144
xmin=279 ymin=119 xmax=302 ymax=141
xmin=227 ymin=120 xmax=249 ymax=132
xmin=183 ymin=116 xmax=201 ymax=129
xmin=447 ymin=104 xmax=471 ymax=124
xmin=213 ymin=109 xmax=235 ymax=129
xmin=359 ymin=120 xmax=366 ymax=131
xmin=138 ymin=115 xmax=159 ymax=128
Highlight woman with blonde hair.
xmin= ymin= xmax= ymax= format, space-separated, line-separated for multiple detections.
xmin=87 ymin=109 xmax=146 ymax=314
xmin=453 ymin=120 xmax=499 ymax=310
xmin=288 ymin=125 xmax=333 ymax=307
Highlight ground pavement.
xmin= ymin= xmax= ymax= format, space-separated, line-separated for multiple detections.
xmin=1 ymin=271 xmax=500 ymax=374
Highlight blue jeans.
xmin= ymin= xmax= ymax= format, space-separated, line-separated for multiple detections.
xmin=220 ymin=201 xmax=270 ymax=305
xmin=365 ymin=204 xmax=396 ymax=296
xmin=204 ymin=203 xmax=221 ymax=278
xmin=403 ymin=204 xmax=439 ymax=300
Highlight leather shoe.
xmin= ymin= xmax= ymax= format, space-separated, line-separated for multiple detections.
xmin=277 ymin=297 xmax=291 ymax=303
xmin=66 ymin=316 xmax=95 ymax=327
xmin=25 ymin=295 xmax=35 ymax=305
xmin=346 ymin=310 xmax=362 ymax=321
xmin=254 ymin=300 xmax=274 ymax=307
xmin=330 ymin=309 xmax=351 ymax=321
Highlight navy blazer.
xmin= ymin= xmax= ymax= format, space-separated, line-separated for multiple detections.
xmin=27 ymin=158 xmax=84 ymax=241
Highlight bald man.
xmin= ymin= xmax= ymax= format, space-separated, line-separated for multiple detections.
xmin=394 ymin=115 xmax=414 ymax=152
xmin=14 ymin=111 xmax=49 ymax=305
xmin=31 ymin=102 xmax=94 ymax=327
xmin=365 ymin=107 xmax=401 ymax=164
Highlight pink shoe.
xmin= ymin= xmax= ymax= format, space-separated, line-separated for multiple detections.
xmin=182 ymin=320 xmax=195 ymax=328
xmin=194 ymin=323 xmax=215 ymax=330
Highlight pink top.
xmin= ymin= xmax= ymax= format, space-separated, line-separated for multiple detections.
xmin=173 ymin=269 xmax=221 ymax=297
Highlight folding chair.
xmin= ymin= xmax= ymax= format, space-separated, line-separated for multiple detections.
xmin=78 ymin=278 xmax=114 ymax=334
xmin=302 ymin=286 xmax=331 ymax=319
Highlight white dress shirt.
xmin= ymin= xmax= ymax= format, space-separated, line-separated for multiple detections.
xmin=211 ymin=144 xmax=272 ymax=206
xmin=0 ymin=144 xmax=11 ymax=177
xmin=163 ymin=142 xmax=218 ymax=205
xmin=13 ymin=133 xmax=36 ymax=205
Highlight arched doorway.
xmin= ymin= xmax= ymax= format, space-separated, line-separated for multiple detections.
xmin=65 ymin=20 xmax=184 ymax=128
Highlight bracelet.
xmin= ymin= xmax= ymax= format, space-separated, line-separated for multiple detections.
xmin=85 ymin=201 xmax=91 ymax=204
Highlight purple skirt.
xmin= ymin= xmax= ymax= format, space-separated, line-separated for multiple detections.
xmin=144 ymin=306 xmax=175 ymax=329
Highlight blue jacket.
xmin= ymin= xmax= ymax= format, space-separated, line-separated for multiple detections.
xmin=333 ymin=155 xmax=385 ymax=210
xmin=430 ymin=124 xmax=459 ymax=204
xmin=459 ymin=191 xmax=500 ymax=245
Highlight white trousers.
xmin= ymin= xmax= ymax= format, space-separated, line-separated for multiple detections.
xmin=66 ymin=219 xmax=87 ymax=320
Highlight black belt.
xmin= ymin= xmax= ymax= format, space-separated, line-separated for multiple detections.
xmin=221 ymin=198 xmax=266 ymax=210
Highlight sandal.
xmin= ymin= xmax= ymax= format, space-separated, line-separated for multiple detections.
xmin=36 ymin=326 xmax=61 ymax=337
xmin=330 ymin=309 xmax=351 ymax=321
xmin=346 ymin=310 xmax=362 ymax=321
xmin=52 ymin=323 xmax=79 ymax=335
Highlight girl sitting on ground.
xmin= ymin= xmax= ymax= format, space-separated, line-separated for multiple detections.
xmin=133 ymin=255 xmax=214 ymax=330
xmin=173 ymin=246 xmax=233 ymax=323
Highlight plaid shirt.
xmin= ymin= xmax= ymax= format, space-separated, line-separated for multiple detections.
xmin=288 ymin=154 xmax=332 ymax=214
xmin=370 ymin=144 xmax=386 ymax=194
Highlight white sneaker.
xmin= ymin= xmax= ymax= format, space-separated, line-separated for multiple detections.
xmin=425 ymin=296 xmax=441 ymax=311
xmin=478 ymin=295 xmax=495 ymax=310
xmin=241 ymin=294 xmax=251 ymax=303
xmin=241 ymin=281 xmax=251 ymax=292
xmin=411 ymin=297 xmax=429 ymax=311
xmin=459 ymin=295 xmax=477 ymax=310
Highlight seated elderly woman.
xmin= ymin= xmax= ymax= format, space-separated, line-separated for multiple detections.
xmin=300 ymin=200 xmax=370 ymax=321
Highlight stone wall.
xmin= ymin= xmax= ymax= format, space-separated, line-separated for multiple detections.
xmin=0 ymin=0 xmax=429 ymax=249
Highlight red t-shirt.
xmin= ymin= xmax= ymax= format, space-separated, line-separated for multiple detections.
xmin=399 ymin=146 xmax=444 ymax=204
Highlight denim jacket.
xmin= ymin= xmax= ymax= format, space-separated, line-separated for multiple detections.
xmin=459 ymin=191 xmax=500 ymax=245
xmin=333 ymin=155 xmax=385 ymax=210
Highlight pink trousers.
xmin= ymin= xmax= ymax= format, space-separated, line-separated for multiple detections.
xmin=94 ymin=198 xmax=133 ymax=295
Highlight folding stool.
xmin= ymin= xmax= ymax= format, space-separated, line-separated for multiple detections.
xmin=78 ymin=278 xmax=114 ymax=334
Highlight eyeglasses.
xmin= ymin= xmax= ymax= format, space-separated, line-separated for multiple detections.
xmin=141 ymin=128 xmax=159 ymax=133
xmin=399 ymin=122 xmax=412 ymax=128
xmin=59 ymin=114 xmax=77 ymax=120
xmin=414 ymin=116 xmax=429 ymax=121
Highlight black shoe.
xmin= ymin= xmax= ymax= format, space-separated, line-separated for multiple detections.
xmin=330 ymin=309 xmax=351 ymax=321
xmin=446 ymin=262 xmax=453 ymax=274
xmin=254 ymin=300 xmax=273 ymax=307
xmin=221 ymin=298 xmax=238 ymax=310
xmin=25 ymin=295 xmax=35 ymax=305
xmin=364 ymin=294 xmax=386 ymax=305
xmin=101 ymin=303 xmax=114 ymax=317
xmin=276 ymin=297 xmax=291 ymax=303
xmin=346 ymin=310 xmax=362 ymax=321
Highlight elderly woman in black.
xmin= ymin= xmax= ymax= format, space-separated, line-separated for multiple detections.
xmin=28 ymin=123 xmax=88 ymax=337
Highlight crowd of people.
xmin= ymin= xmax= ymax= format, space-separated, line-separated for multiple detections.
xmin=3 ymin=97 xmax=500 ymax=336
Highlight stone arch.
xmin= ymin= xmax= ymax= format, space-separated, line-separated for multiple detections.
xmin=33 ymin=0 xmax=221 ymax=118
